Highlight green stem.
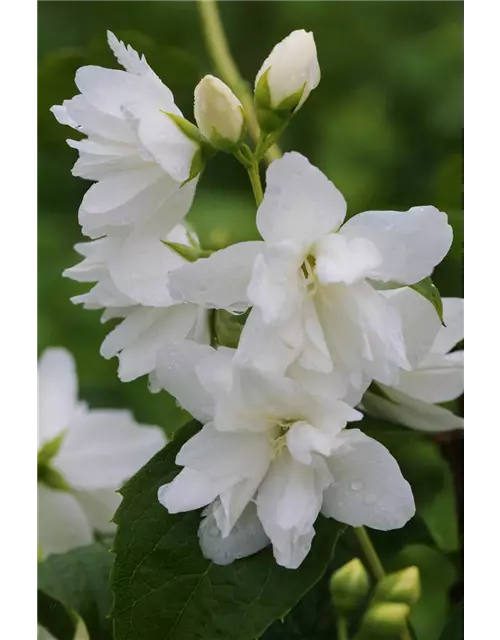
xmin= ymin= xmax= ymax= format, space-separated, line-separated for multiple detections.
xmin=353 ymin=527 xmax=386 ymax=581
xmin=197 ymin=0 xmax=281 ymax=164
xmin=353 ymin=527 xmax=413 ymax=640
xmin=337 ymin=616 xmax=349 ymax=640
xmin=247 ymin=161 xmax=264 ymax=206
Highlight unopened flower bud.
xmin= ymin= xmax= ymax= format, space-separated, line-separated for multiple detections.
xmin=358 ymin=602 xmax=411 ymax=639
xmin=372 ymin=566 xmax=421 ymax=606
xmin=329 ymin=558 xmax=370 ymax=614
xmin=194 ymin=75 xmax=246 ymax=151
xmin=254 ymin=30 xmax=320 ymax=132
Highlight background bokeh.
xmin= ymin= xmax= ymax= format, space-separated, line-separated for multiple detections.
xmin=38 ymin=0 xmax=463 ymax=435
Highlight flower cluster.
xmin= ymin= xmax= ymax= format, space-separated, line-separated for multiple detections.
xmin=53 ymin=31 xmax=463 ymax=569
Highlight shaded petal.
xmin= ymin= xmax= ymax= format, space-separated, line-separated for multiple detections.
xmin=154 ymin=340 xmax=217 ymax=422
xmin=54 ymin=410 xmax=166 ymax=490
xmin=101 ymin=305 xmax=201 ymax=382
xmin=256 ymin=452 xmax=329 ymax=569
xmin=73 ymin=488 xmax=121 ymax=535
xmin=38 ymin=348 xmax=81 ymax=446
xmin=318 ymin=282 xmax=409 ymax=386
xmin=431 ymin=297 xmax=464 ymax=354
xmin=38 ymin=485 xmax=93 ymax=558
xmin=395 ymin=353 xmax=464 ymax=403
xmin=235 ymin=308 xmax=302 ymax=375
xmin=198 ymin=501 xmax=269 ymax=565
xmin=79 ymin=168 xmax=175 ymax=237
xmin=362 ymin=388 xmax=464 ymax=432
xmin=340 ymin=206 xmax=453 ymax=284
xmin=322 ymin=429 xmax=415 ymax=530
xmin=257 ymin=152 xmax=346 ymax=245
xmin=169 ymin=241 xmax=264 ymax=311
xmin=176 ymin=423 xmax=271 ymax=481
xmin=247 ymin=243 xmax=304 ymax=324
xmin=108 ymin=197 xmax=197 ymax=307
xmin=158 ymin=468 xmax=233 ymax=513
xmin=315 ymin=234 xmax=382 ymax=286
xmin=383 ymin=287 xmax=441 ymax=369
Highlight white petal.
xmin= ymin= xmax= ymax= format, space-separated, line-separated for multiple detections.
xmin=79 ymin=168 xmax=175 ymax=236
xmin=198 ymin=501 xmax=269 ymax=565
xmin=54 ymin=410 xmax=166 ymax=490
xmin=101 ymin=305 xmax=201 ymax=382
xmin=339 ymin=206 xmax=453 ymax=284
xmin=362 ymin=388 xmax=464 ymax=432
xmin=75 ymin=65 xmax=175 ymax=117
xmin=315 ymin=234 xmax=382 ymax=286
xmin=383 ymin=287 xmax=441 ymax=369
xmin=63 ymin=236 xmax=121 ymax=284
xmin=108 ymin=230 xmax=185 ymax=308
xmin=317 ymin=282 xmax=409 ymax=386
xmin=298 ymin=296 xmax=333 ymax=373
xmin=431 ymin=297 xmax=464 ymax=354
xmin=38 ymin=485 xmax=93 ymax=558
xmin=257 ymin=152 xmax=346 ymax=245
xmin=322 ymin=429 xmax=415 ymax=530
xmin=70 ymin=275 xmax=135 ymax=309
xmin=73 ymin=488 xmax=121 ymax=535
xmin=38 ymin=348 xmax=80 ymax=446
xmin=154 ymin=340 xmax=217 ymax=422
xmin=54 ymin=95 xmax=137 ymax=143
xmin=247 ymin=243 xmax=304 ymax=324
xmin=107 ymin=31 xmax=160 ymax=80
xmin=394 ymin=353 xmax=464 ymax=403
xmin=158 ymin=467 xmax=233 ymax=513
xmin=168 ymin=241 xmax=264 ymax=311
xmin=235 ymin=307 xmax=302 ymax=375
xmin=125 ymin=101 xmax=197 ymax=183
xmin=176 ymin=423 xmax=271 ymax=481
xmin=256 ymin=452 xmax=329 ymax=569
xmin=39 ymin=626 xmax=57 ymax=640
xmin=286 ymin=421 xmax=333 ymax=465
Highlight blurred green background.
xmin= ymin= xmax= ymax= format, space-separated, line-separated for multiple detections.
xmin=38 ymin=1 xmax=463 ymax=435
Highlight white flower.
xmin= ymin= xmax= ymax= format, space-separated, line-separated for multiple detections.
xmin=168 ymin=152 xmax=453 ymax=388
xmin=194 ymin=75 xmax=245 ymax=150
xmin=255 ymin=30 xmax=320 ymax=113
xmin=64 ymin=224 xmax=210 ymax=383
xmin=38 ymin=348 xmax=166 ymax=558
xmin=51 ymin=31 xmax=199 ymax=238
xmin=363 ymin=293 xmax=464 ymax=432
xmin=155 ymin=341 xmax=414 ymax=569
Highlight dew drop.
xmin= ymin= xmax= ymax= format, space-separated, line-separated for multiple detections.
xmin=351 ymin=481 xmax=363 ymax=491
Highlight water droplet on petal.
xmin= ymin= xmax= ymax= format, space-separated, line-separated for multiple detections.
xmin=351 ymin=481 xmax=363 ymax=491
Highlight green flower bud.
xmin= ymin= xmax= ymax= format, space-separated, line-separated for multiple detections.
xmin=372 ymin=566 xmax=421 ymax=606
xmin=329 ymin=558 xmax=370 ymax=614
xmin=357 ymin=602 xmax=411 ymax=639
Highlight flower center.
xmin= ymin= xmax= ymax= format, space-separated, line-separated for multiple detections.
xmin=271 ymin=418 xmax=295 ymax=458
xmin=300 ymin=255 xmax=318 ymax=296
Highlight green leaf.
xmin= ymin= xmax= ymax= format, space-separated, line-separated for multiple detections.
xmin=417 ymin=460 xmax=459 ymax=553
xmin=38 ymin=542 xmax=114 ymax=640
xmin=111 ymin=420 xmax=344 ymax=640
xmin=439 ymin=599 xmax=463 ymax=640
xmin=410 ymin=277 xmax=444 ymax=324
xmin=162 ymin=241 xmax=213 ymax=262
xmin=38 ymin=590 xmax=76 ymax=640
xmin=360 ymin=420 xmax=459 ymax=552
xmin=214 ymin=309 xmax=250 ymax=348
xmin=393 ymin=545 xmax=457 ymax=640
